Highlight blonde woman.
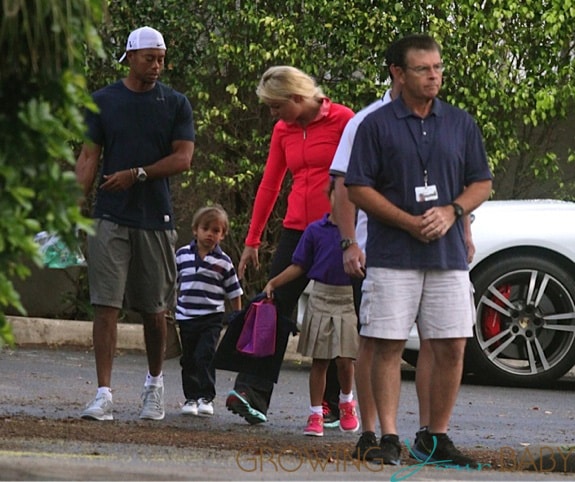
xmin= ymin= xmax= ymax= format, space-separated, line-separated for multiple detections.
xmin=225 ymin=66 xmax=354 ymax=426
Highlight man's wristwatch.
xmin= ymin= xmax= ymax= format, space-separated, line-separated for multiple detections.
xmin=136 ymin=167 xmax=148 ymax=182
xmin=451 ymin=202 xmax=464 ymax=219
xmin=340 ymin=238 xmax=357 ymax=251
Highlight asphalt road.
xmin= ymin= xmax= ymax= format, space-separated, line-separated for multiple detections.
xmin=1 ymin=347 xmax=574 ymax=481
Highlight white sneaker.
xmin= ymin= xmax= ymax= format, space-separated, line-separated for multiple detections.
xmin=140 ymin=384 xmax=165 ymax=420
xmin=81 ymin=393 xmax=113 ymax=421
xmin=181 ymin=399 xmax=198 ymax=416
xmin=198 ymin=398 xmax=214 ymax=416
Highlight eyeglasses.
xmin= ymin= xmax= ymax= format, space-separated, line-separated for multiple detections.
xmin=405 ymin=63 xmax=445 ymax=76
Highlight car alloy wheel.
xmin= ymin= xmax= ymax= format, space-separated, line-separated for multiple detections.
xmin=467 ymin=255 xmax=575 ymax=386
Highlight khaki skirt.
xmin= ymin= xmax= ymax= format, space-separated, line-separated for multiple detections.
xmin=297 ymin=281 xmax=359 ymax=359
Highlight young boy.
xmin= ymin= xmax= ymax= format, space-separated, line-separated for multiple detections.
xmin=175 ymin=205 xmax=242 ymax=416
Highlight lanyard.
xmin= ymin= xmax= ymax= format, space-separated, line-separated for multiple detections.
xmin=406 ymin=116 xmax=436 ymax=184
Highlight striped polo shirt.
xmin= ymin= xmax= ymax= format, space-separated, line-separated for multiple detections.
xmin=175 ymin=241 xmax=243 ymax=321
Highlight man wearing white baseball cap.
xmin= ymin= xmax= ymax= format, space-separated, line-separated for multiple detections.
xmin=76 ymin=26 xmax=195 ymax=422
xmin=118 ymin=26 xmax=166 ymax=63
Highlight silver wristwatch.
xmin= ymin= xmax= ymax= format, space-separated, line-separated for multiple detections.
xmin=136 ymin=167 xmax=148 ymax=182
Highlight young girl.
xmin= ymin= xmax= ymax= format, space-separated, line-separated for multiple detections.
xmin=263 ymin=179 xmax=359 ymax=437
xmin=175 ymin=205 xmax=242 ymax=416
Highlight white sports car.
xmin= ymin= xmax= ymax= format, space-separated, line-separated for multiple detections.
xmin=299 ymin=199 xmax=575 ymax=387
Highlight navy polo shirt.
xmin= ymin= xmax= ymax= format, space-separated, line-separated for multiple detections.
xmin=345 ymin=95 xmax=492 ymax=270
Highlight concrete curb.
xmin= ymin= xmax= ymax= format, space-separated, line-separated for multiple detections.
xmin=7 ymin=316 xmax=309 ymax=364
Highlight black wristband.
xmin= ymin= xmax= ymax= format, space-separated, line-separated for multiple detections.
xmin=451 ymin=202 xmax=464 ymax=219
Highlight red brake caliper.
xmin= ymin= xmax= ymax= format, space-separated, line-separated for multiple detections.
xmin=482 ymin=284 xmax=511 ymax=340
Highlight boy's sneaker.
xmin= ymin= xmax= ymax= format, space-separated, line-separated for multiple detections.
xmin=181 ymin=399 xmax=198 ymax=416
xmin=303 ymin=413 xmax=324 ymax=437
xmin=225 ymin=390 xmax=267 ymax=425
xmin=412 ymin=429 xmax=478 ymax=468
xmin=139 ymin=384 xmax=165 ymax=420
xmin=352 ymin=431 xmax=384 ymax=462
xmin=322 ymin=400 xmax=339 ymax=428
xmin=198 ymin=398 xmax=214 ymax=416
xmin=81 ymin=394 xmax=113 ymax=421
xmin=338 ymin=400 xmax=360 ymax=433
xmin=379 ymin=434 xmax=402 ymax=465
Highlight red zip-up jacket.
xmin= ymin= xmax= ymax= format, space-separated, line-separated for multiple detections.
xmin=245 ymin=98 xmax=354 ymax=248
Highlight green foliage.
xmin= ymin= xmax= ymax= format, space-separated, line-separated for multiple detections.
xmin=0 ymin=1 xmax=105 ymax=342
xmin=423 ymin=1 xmax=575 ymax=197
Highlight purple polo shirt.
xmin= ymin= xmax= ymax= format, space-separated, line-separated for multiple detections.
xmin=292 ymin=214 xmax=351 ymax=286
xmin=345 ymin=95 xmax=492 ymax=270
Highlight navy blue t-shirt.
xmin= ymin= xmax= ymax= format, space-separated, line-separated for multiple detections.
xmin=345 ymin=96 xmax=492 ymax=270
xmin=86 ymin=81 xmax=195 ymax=230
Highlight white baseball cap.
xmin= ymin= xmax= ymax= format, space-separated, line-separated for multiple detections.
xmin=118 ymin=26 xmax=166 ymax=63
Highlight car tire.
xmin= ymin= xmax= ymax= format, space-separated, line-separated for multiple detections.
xmin=467 ymin=254 xmax=575 ymax=387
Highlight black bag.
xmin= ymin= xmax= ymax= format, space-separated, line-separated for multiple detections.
xmin=212 ymin=293 xmax=297 ymax=383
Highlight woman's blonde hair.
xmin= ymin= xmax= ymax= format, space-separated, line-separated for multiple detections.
xmin=192 ymin=204 xmax=229 ymax=235
xmin=256 ymin=66 xmax=324 ymax=103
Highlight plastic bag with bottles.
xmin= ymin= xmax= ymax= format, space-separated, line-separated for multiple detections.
xmin=34 ymin=231 xmax=86 ymax=269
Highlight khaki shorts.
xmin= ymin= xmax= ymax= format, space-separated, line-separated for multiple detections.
xmin=359 ymin=268 xmax=475 ymax=340
xmin=87 ymin=219 xmax=177 ymax=313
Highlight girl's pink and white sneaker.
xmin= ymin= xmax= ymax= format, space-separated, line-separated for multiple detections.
xmin=303 ymin=413 xmax=324 ymax=437
xmin=339 ymin=400 xmax=360 ymax=432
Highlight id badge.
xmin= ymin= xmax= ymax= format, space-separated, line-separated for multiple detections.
xmin=415 ymin=184 xmax=439 ymax=202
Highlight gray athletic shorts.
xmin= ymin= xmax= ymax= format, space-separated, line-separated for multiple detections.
xmin=87 ymin=219 xmax=177 ymax=313
xmin=359 ymin=268 xmax=475 ymax=340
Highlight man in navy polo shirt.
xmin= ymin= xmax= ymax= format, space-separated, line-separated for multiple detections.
xmin=345 ymin=34 xmax=492 ymax=467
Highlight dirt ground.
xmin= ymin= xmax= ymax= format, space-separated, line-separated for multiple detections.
xmin=0 ymin=414 xmax=505 ymax=470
